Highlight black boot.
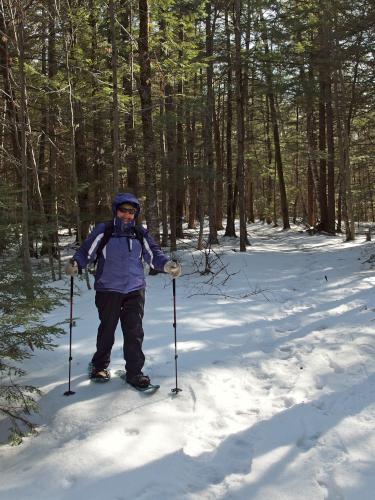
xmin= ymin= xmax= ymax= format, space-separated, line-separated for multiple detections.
xmin=125 ymin=372 xmax=150 ymax=389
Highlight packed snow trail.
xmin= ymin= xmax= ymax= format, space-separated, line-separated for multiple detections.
xmin=1 ymin=223 xmax=375 ymax=500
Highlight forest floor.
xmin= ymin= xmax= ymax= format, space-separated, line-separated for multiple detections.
xmin=1 ymin=221 xmax=375 ymax=500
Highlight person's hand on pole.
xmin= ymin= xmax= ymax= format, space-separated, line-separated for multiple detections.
xmin=164 ymin=260 xmax=182 ymax=279
xmin=65 ymin=259 xmax=79 ymax=277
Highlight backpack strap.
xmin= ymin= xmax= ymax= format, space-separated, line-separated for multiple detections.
xmin=133 ymin=224 xmax=145 ymax=248
xmin=94 ymin=222 xmax=145 ymax=265
xmin=93 ymin=221 xmax=114 ymax=265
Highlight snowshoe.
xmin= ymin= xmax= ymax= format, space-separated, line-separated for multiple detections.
xmin=115 ymin=370 xmax=160 ymax=393
xmin=88 ymin=362 xmax=111 ymax=382
xmin=126 ymin=372 xmax=151 ymax=389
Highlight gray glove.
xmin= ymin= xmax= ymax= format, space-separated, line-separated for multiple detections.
xmin=164 ymin=260 xmax=182 ymax=279
xmin=65 ymin=259 xmax=79 ymax=277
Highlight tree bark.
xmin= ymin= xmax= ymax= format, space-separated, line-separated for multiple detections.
xmin=205 ymin=2 xmax=218 ymax=245
xmin=326 ymin=74 xmax=335 ymax=233
xmin=164 ymin=81 xmax=177 ymax=251
xmin=89 ymin=0 xmax=106 ymax=222
xmin=158 ymin=92 xmax=168 ymax=246
xmin=176 ymin=27 xmax=185 ymax=239
xmin=214 ymin=91 xmax=224 ymax=230
xmin=138 ymin=0 xmax=160 ymax=240
xmin=121 ymin=4 xmax=138 ymax=194
xmin=318 ymin=57 xmax=328 ymax=231
xmin=234 ymin=0 xmax=248 ymax=250
xmin=186 ymin=76 xmax=197 ymax=230
xmin=224 ymin=8 xmax=236 ymax=237
xmin=109 ymin=0 xmax=120 ymax=193
xmin=261 ymin=26 xmax=290 ymax=229
xmin=14 ymin=1 xmax=33 ymax=293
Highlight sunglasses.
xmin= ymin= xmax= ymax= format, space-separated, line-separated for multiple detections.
xmin=118 ymin=206 xmax=136 ymax=215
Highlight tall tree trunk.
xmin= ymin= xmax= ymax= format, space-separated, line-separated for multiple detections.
xmin=187 ymin=74 xmax=197 ymax=230
xmin=214 ymin=91 xmax=224 ymax=230
xmin=334 ymin=70 xmax=355 ymax=241
xmin=205 ymin=2 xmax=218 ymax=245
xmin=307 ymin=160 xmax=315 ymax=227
xmin=159 ymin=15 xmax=177 ymax=250
xmin=15 ymin=1 xmax=33 ymax=292
xmin=176 ymin=27 xmax=185 ymax=238
xmin=47 ymin=0 xmax=61 ymax=276
xmin=109 ymin=0 xmax=120 ymax=193
xmin=300 ymin=57 xmax=320 ymax=225
xmin=224 ymin=8 xmax=236 ymax=237
xmin=265 ymin=96 xmax=273 ymax=224
xmin=39 ymin=16 xmax=56 ymax=277
xmin=326 ymin=74 xmax=335 ymax=233
xmin=121 ymin=4 xmax=138 ymax=193
xmin=0 ymin=5 xmax=21 ymax=168
xmin=261 ymin=24 xmax=290 ymax=229
xmin=158 ymin=91 xmax=168 ymax=246
xmin=318 ymin=58 xmax=328 ymax=231
xmin=165 ymin=81 xmax=177 ymax=251
xmin=75 ymin=101 xmax=90 ymax=238
xmin=234 ymin=0 xmax=248 ymax=250
xmin=61 ymin=0 xmax=82 ymax=244
xmin=89 ymin=0 xmax=106 ymax=221
xmin=244 ymin=0 xmax=254 ymax=224
xmin=138 ymin=0 xmax=159 ymax=240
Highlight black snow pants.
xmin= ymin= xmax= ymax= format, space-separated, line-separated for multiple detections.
xmin=91 ymin=289 xmax=145 ymax=376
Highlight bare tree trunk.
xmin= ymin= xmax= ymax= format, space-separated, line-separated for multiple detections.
xmin=244 ymin=0 xmax=254 ymax=224
xmin=164 ymin=81 xmax=177 ymax=251
xmin=176 ymin=27 xmax=184 ymax=238
xmin=109 ymin=0 xmax=120 ymax=193
xmin=307 ymin=160 xmax=315 ymax=227
xmin=47 ymin=0 xmax=61 ymax=277
xmin=224 ymin=8 xmax=236 ymax=237
xmin=89 ymin=0 xmax=106 ymax=222
xmin=186 ymin=75 xmax=197 ymax=230
xmin=299 ymin=54 xmax=319 ymax=227
xmin=60 ymin=0 xmax=82 ymax=244
xmin=75 ymin=101 xmax=90 ymax=238
xmin=138 ymin=0 xmax=159 ymax=240
xmin=121 ymin=3 xmax=138 ymax=194
xmin=265 ymin=97 xmax=273 ymax=224
xmin=14 ymin=1 xmax=33 ymax=292
xmin=334 ymin=70 xmax=355 ymax=241
xmin=234 ymin=0 xmax=248 ymax=250
xmin=318 ymin=57 xmax=328 ymax=231
xmin=205 ymin=2 xmax=218 ymax=245
xmin=261 ymin=24 xmax=290 ymax=229
xmin=214 ymin=91 xmax=224 ymax=230
xmin=326 ymin=74 xmax=335 ymax=233
xmin=158 ymin=91 xmax=168 ymax=246
xmin=0 ymin=4 xmax=21 ymax=168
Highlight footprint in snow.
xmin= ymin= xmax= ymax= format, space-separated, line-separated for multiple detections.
xmin=124 ymin=428 xmax=140 ymax=436
xmin=278 ymin=345 xmax=295 ymax=359
xmin=327 ymin=356 xmax=344 ymax=373
xmin=275 ymin=325 xmax=298 ymax=333
xmin=61 ymin=476 xmax=76 ymax=489
xmin=282 ymin=396 xmax=296 ymax=408
xmin=296 ymin=432 xmax=321 ymax=451
xmin=236 ymin=408 xmax=260 ymax=416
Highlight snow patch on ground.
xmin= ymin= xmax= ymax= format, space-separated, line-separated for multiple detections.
xmin=1 ymin=222 xmax=375 ymax=499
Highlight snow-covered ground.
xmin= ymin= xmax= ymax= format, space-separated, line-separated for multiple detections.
xmin=1 ymin=223 xmax=375 ymax=500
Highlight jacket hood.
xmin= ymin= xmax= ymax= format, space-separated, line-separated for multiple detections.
xmin=112 ymin=192 xmax=140 ymax=218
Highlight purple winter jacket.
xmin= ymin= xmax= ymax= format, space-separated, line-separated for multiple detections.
xmin=73 ymin=193 xmax=169 ymax=294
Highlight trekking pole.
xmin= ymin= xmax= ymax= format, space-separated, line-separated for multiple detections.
xmin=64 ymin=276 xmax=76 ymax=396
xmin=171 ymin=277 xmax=182 ymax=394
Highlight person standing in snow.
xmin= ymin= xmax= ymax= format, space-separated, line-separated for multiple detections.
xmin=64 ymin=193 xmax=181 ymax=389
